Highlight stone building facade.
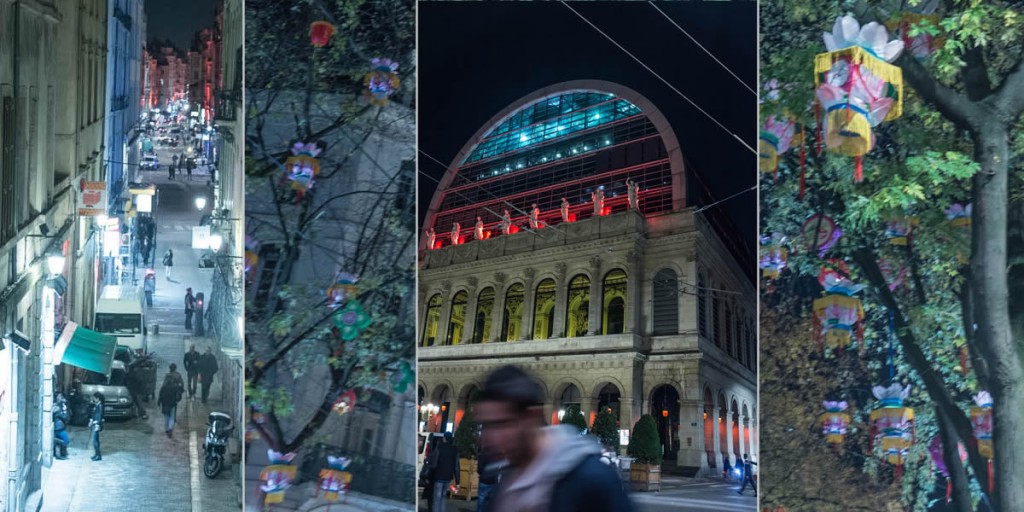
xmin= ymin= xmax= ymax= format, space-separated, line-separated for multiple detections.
xmin=417 ymin=81 xmax=756 ymax=476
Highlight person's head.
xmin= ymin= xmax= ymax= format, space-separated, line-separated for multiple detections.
xmin=743 ymin=453 xmax=750 ymax=461
xmin=189 ymin=344 xmax=196 ymax=352
xmin=186 ymin=287 xmax=192 ymax=293
xmin=56 ymin=392 xmax=66 ymax=403
xmin=170 ymin=363 xmax=177 ymax=372
xmin=475 ymin=365 xmax=546 ymax=466
xmin=92 ymin=392 xmax=103 ymax=404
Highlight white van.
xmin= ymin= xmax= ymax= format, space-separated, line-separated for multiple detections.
xmin=95 ymin=285 xmax=147 ymax=354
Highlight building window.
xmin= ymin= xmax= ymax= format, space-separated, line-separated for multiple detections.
xmin=725 ymin=305 xmax=733 ymax=357
xmin=652 ymin=268 xmax=679 ymax=335
xmin=566 ymin=274 xmax=591 ymax=338
xmin=444 ymin=291 xmax=468 ymax=345
xmin=501 ymin=283 xmax=525 ymax=342
xmin=421 ymin=294 xmax=442 ymax=347
xmin=532 ymin=279 xmax=556 ymax=340
xmin=602 ymin=269 xmax=627 ymax=335
xmin=697 ymin=272 xmax=707 ymax=338
xmin=560 ymin=384 xmax=582 ymax=416
xmin=473 ymin=287 xmax=494 ymax=344
xmin=712 ymin=293 xmax=721 ymax=349
xmin=735 ymin=312 xmax=744 ymax=365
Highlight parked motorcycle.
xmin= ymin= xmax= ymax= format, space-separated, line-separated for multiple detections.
xmin=203 ymin=412 xmax=233 ymax=478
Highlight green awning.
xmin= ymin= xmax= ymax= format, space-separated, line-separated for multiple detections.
xmin=54 ymin=322 xmax=117 ymax=375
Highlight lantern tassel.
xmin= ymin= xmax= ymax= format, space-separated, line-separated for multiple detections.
xmin=799 ymin=126 xmax=807 ymax=200
xmin=988 ymin=459 xmax=994 ymax=494
xmin=960 ymin=346 xmax=969 ymax=376
xmin=815 ymin=103 xmax=823 ymax=156
xmin=854 ymin=156 xmax=864 ymax=183
xmin=895 ymin=463 xmax=903 ymax=483
xmin=946 ymin=478 xmax=952 ymax=503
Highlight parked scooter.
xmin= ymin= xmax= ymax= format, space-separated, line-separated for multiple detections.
xmin=203 ymin=412 xmax=233 ymax=478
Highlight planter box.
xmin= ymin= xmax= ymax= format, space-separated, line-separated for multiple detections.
xmin=455 ymin=458 xmax=479 ymax=500
xmin=629 ymin=463 xmax=661 ymax=492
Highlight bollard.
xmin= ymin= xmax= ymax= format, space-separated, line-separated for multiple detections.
xmin=151 ymin=323 xmax=159 ymax=335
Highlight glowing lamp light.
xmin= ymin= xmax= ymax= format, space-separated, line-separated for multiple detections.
xmin=46 ymin=252 xmax=66 ymax=275
xmin=195 ymin=196 xmax=207 ymax=210
xmin=209 ymin=233 xmax=223 ymax=252
xmin=440 ymin=405 xmax=447 ymax=412
xmin=558 ymin=409 xmax=566 ymax=421
xmin=309 ymin=21 xmax=335 ymax=47
xmin=661 ymin=410 xmax=669 ymax=418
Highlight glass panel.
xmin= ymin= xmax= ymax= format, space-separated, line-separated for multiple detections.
xmin=602 ymin=269 xmax=627 ymax=335
xmin=566 ymin=275 xmax=590 ymax=338
xmin=532 ymin=279 xmax=557 ymax=340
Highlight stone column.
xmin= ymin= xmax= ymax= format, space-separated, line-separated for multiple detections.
xmin=435 ymin=281 xmax=454 ymax=346
xmin=519 ymin=268 xmax=536 ymax=341
xmin=552 ymin=263 xmax=568 ymax=338
xmin=488 ymin=272 xmax=508 ymax=342
xmin=619 ymin=396 xmax=635 ymax=432
xmin=460 ymin=277 xmax=479 ymax=345
xmin=726 ymin=410 xmax=736 ymax=468
xmin=587 ymin=255 xmax=602 ymax=336
xmin=676 ymin=400 xmax=704 ymax=471
xmin=713 ymin=405 xmax=724 ymax=472
xmin=417 ymin=287 xmax=428 ymax=345
xmin=624 ymin=248 xmax=640 ymax=334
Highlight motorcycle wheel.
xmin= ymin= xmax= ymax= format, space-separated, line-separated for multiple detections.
xmin=203 ymin=454 xmax=222 ymax=478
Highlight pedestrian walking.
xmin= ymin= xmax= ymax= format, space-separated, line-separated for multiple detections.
xmin=132 ymin=238 xmax=141 ymax=269
xmin=737 ymin=453 xmax=757 ymax=497
xmin=426 ymin=432 xmax=460 ymax=512
xmin=163 ymin=249 xmax=173 ymax=280
xmin=53 ymin=393 xmax=70 ymax=460
xmin=126 ymin=366 xmax=149 ymax=420
xmin=88 ymin=392 xmax=104 ymax=461
xmin=186 ymin=159 xmax=194 ymax=181
xmin=198 ymin=347 xmax=219 ymax=404
xmin=164 ymin=363 xmax=185 ymax=399
xmin=157 ymin=371 xmax=183 ymax=438
xmin=477 ymin=365 xmax=634 ymax=512
xmin=184 ymin=288 xmax=196 ymax=330
xmin=141 ymin=238 xmax=151 ymax=266
xmin=143 ymin=271 xmax=156 ymax=307
xmin=184 ymin=345 xmax=201 ymax=399
xmin=169 ymin=163 xmax=176 ymax=180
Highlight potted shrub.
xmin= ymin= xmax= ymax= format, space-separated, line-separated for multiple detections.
xmin=452 ymin=403 xmax=480 ymax=500
xmin=591 ymin=407 xmax=619 ymax=451
xmin=561 ymin=404 xmax=588 ymax=433
xmin=627 ymin=415 xmax=662 ymax=491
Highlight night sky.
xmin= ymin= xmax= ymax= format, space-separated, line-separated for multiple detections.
xmin=418 ymin=1 xmax=757 ymax=272
xmin=144 ymin=0 xmax=216 ymax=49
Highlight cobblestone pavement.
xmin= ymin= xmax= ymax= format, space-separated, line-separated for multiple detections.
xmin=39 ymin=146 xmax=240 ymax=511
xmin=421 ymin=475 xmax=757 ymax=512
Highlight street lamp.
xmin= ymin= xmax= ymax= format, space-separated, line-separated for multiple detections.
xmin=46 ymin=252 xmax=65 ymax=275
xmin=195 ymin=196 xmax=207 ymax=210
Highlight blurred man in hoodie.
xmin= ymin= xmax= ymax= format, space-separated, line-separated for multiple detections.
xmin=477 ymin=365 xmax=634 ymax=512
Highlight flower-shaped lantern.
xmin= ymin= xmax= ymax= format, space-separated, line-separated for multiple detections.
xmin=884 ymin=216 xmax=918 ymax=246
xmin=883 ymin=0 xmax=943 ymax=60
xmin=364 ymin=58 xmax=400 ymax=106
xmin=284 ymin=142 xmax=322 ymax=198
xmin=815 ymin=16 xmax=905 ymax=182
xmin=310 ymin=21 xmax=336 ymax=47
xmin=326 ymin=272 xmax=360 ymax=308
xmin=318 ymin=456 xmax=353 ymax=502
xmin=759 ymin=234 xmax=788 ymax=279
xmin=333 ymin=299 xmax=372 ymax=340
xmin=928 ymin=436 xmax=966 ymax=503
xmin=970 ymin=391 xmax=994 ymax=492
xmin=812 ymin=260 xmax=865 ymax=353
xmin=820 ymin=401 xmax=851 ymax=445
xmin=869 ymin=383 xmax=915 ymax=480
xmin=759 ymin=115 xmax=796 ymax=178
xmin=332 ymin=389 xmax=358 ymax=416
xmin=260 ymin=450 xmax=298 ymax=505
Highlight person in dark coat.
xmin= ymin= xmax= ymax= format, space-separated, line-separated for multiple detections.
xmin=88 ymin=392 xmax=104 ymax=461
xmin=476 ymin=442 xmax=506 ymax=512
xmin=126 ymin=365 xmax=149 ymax=420
xmin=143 ymin=271 xmax=156 ymax=307
xmin=427 ymin=432 xmax=460 ymax=512
xmin=183 ymin=345 xmax=201 ymax=399
xmin=163 ymin=249 xmax=174 ymax=280
xmin=157 ymin=373 xmax=182 ymax=438
xmin=53 ymin=393 xmax=70 ymax=460
xmin=477 ymin=365 xmax=634 ymax=512
xmin=184 ymin=288 xmax=196 ymax=329
xmin=737 ymin=453 xmax=757 ymax=496
xmin=198 ymin=347 xmax=219 ymax=404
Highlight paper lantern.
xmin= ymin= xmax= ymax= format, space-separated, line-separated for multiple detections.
xmin=815 ymin=16 xmax=904 ymax=182
xmin=813 ymin=261 xmax=865 ymax=352
xmin=326 ymin=272 xmax=359 ymax=308
xmin=318 ymin=465 xmax=353 ymax=502
xmin=883 ymin=0 xmax=943 ymax=60
xmin=869 ymin=383 xmax=915 ymax=479
xmin=820 ymin=401 xmax=851 ymax=445
xmin=928 ymin=436 xmax=967 ymax=503
xmin=759 ymin=115 xmax=796 ymax=176
xmin=801 ymin=213 xmax=841 ymax=256
xmin=364 ymin=58 xmax=400 ymax=106
xmin=884 ymin=216 xmax=918 ymax=245
xmin=332 ymin=390 xmax=358 ymax=416
xmin=333 ymin=299 xmax=372 ymax=340
xmin=310 ymin=21 xmax=336 ymax=47
xmin=946 ymin=203 xmax=971 ymax=264
xmin=259 ymin=451 xmax=298 ymax=505
xmin=284 ymin=142 xmax=322 ymax=198
xmin=759 ymin=234 xmax=788 ymax=279
xmin=970 ymin=391 xmax=994 ymax=492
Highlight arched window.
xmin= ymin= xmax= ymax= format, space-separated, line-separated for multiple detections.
xmin=566 ymin=275 xmax=591 ymax=338
xmin=560 ymin=384 xmax=582 ymax=412
xmin=602 ymin=269 xmax=627 ymax=335
xmin=697 ymin=272 xmax=708 ymax=338
xmin=652 ymin=268 xmax=679 ymax=335
xmin=421 ymin=294 xmax=442 ymax=347
xmin=445 ymin=291 xmax=468 ymax=345
xmin=500 ymin=283 xmax=525 ymax=342
xmin=473 ymin=287 xmax=495 ymax=344
xmin=533 ymin=279 xmax=557 ymax=340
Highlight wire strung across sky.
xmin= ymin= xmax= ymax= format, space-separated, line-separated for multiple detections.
xmin=559 ymin=1 xmax=756 ymax=155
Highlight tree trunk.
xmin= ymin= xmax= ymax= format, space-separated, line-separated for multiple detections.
xmin=970 ymin=122 xmax=1024 ymax=511
xmin=937 ymin=408 xmax=973 ymax=512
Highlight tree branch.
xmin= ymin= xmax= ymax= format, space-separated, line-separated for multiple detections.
xmin=896 ymin=53 xmax=978 ymax=130
xmin=994 ymin=52 xmax=1024 ymax=119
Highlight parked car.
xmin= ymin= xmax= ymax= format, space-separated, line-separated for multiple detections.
xmin=140 ymin=155 xmax=159 ymax=170
xmin=69 ymin=360 xmax=137 ymax=423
